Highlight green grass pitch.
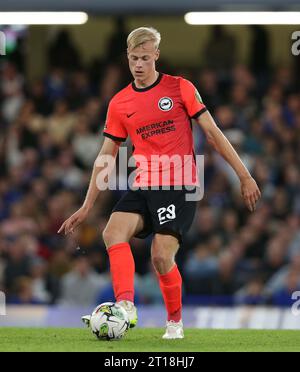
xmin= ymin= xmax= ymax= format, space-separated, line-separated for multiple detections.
xmin=0 ymin=328 xmax=300 ymax=352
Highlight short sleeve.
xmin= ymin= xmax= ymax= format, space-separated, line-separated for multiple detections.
xmin=180 ymin=78 xmax=207 ymax=119
xmin=103 ymin=99 xmax=128 ymax=142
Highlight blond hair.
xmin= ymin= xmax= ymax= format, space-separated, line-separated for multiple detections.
xmin=127 ymin=27 xmax=161 ymax=51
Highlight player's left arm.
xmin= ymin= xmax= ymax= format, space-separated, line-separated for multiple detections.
xmin=196 ymin=110 xmax=261 ymax=212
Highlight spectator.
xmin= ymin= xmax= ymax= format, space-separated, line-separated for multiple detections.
xmin=48 ymin=30 xmax=81 ymax=71
xmin=203 ymin=26 xmax=237 ymax=76
xmin=58 ymin=255 xmax=109 ymax=306
xmin=0 ymin=62 xmax=24 ymax=123
xmin=249 ymin=26 xmax=270 ymax=76
xmin=72 ymin=116 xmax=101 ymax=168
xmin=8 ymin=276 xmax=44 ymax=305
xmin=272 ymin=270 xmax=300 ymax=307
xmin=47 ymin=100 xmax=77 ymax=146
xmin=3 ymin=236 xmax=32 ymax=294
xmin=29 ymin=257 xmax=59 ymax=304
xmin=234 ymin=277 xmax=266 ymax=305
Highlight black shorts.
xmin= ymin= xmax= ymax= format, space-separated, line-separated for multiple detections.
xmin=112 ymin=187 xmax=198 ymax=243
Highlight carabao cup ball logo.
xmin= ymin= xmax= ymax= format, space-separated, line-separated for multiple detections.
xmin=158 ymin=97 xmax=173 ymax=111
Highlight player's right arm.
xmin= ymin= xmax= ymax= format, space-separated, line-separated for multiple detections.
xmin=58 ymin=97 xmax=127 ymax=235
xmin=57 ymin=137 xmax=120 ymax=235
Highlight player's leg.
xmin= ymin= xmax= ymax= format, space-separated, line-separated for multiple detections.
xmin=82 ymin=211 xmax=143 ymax=328
xmin=146 ymin=188 xmax=198 ymax=338
xmin=151 ymin=233 xmax=184 ymax=339
xmin=102 ymin=211 xmax=143 ymax=328
xmin=103 ymin=211 xmax=143 ymax=303
xmin=151 ymin=233 xmax=179 ymax=275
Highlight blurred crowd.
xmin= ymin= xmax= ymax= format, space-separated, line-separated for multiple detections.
xmin=0 ymin=25 xmax=300 ymax=308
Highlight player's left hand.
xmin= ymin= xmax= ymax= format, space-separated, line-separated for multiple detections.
xmin=240 ymin=176 xmax=261 ymax=212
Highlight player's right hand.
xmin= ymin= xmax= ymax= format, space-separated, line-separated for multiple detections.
xmin=57 ymin=206 xmax=89 ymax=235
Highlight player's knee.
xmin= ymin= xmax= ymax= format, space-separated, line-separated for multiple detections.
xmin=151 ymin=235 xmax=178 ymax=274
xmin=102 ymin=226 xmax=126 ymax=249
xmin=102 ymin=227 xmax=111 ymax=248
xmin=151 ymin=254 xmax=174 ymax=274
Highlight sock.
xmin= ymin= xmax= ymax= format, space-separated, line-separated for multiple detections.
xmin=157 ymin=264 xmax=182 ymax=322
xmin=107 ymin=242 xmax=135 ymax=303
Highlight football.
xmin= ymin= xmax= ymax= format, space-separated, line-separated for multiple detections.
xmin=90 ymin=302 xmax=130 ymax=341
